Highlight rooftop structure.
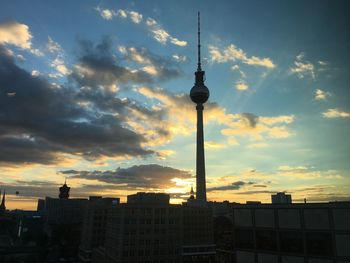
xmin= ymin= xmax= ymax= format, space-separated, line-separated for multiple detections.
xmin=59 ymin=179 xmax=70 ymax=199
xmin=271 ymin=192 xmax=292 ymax=204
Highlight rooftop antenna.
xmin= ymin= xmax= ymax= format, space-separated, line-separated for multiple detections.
xmin=197 ymin=11 xmax=202 ymax=71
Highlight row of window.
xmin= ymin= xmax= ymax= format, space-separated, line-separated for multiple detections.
xmin=235 ymin=228 xmax=333 ymax=256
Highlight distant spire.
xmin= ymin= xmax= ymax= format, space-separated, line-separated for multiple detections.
xmin=197 ymin=11 xmax=202 ymax=72
xmin=189 ymin=185 xmax=195 ymax=200
xmin=59 ymin=180 xmax=70 ymax=199
xmin=0 ymin=189 xmax=6 ymax=212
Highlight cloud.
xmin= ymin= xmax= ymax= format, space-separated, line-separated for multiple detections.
xmin=0 ymin=44 xmax=156 ymax=165
xmin=129 ymin=11 xmax=143 ymax=24
xmin=259 ymin=115 xmax=294 ymax=125
xmin=247 ymin=143 xmax=269 ymax=149
xmin=71 ymin=38 xmax=153 ymax=88
xmin=118 ymin=46 xmax=182 ymax=80
xmin=209 ymin=44 xmax=276 ymax=69
xmin=95 ymin=7 xmax=116 ymax=20
xmin=322 ymin=108 xmax=350 ymax=118
xmin=0 ymin=35 xmax=294 ymax=165
xmin=205 ymin=141 xmax=226 ymax=149
xmin=172 ymin=54 xmax=187 ymax=63
xmin=116 ymin=9 xmax=143 ymax=23
xmin=146 ymin=19 xmax=187 ymax=46
xmin=221 ymin=113 xmax=294 ymax=141
xmin=231 ymin=65 xmax=246 ymax=78
xmin=111 ymin=9 xmax=187 ymax=46
xmin=278 ymin=165 xmax=308 ymax=171
xmin=314 ymin=89 xmax=331 ymax=101
xmin=0 ymin=21 xmax=32 ymax=49
xmin=277 ymin=166 xmax=343 ymax=180
xmin=46 ymin=36 xmax=62 ymax=53
xmin=51 ymin=57 xmax=71 ymax=76
xmin=0 ymin=21 xmax=44 ymax=57
xmin=96 ymin=8 xmax=143 ymax=23
xmin=137 ymin=86 xmax=294 ymax=145
xmin=235 ymin=80 xmax=249 ymax=91
xmin=61 ymin=164 xmax=192 ymax=189
xmin=45 ymin=37 xmax=71 ymax=78
xmin=31 ymin=70 xmax=40 ymax=76
xmin=116 ymin=9 xmax=127 ymax=18
xmin=289 ymin=53 xmax=316 ymax=79
xmin=208 ymin=181 xmax=255 ymax=192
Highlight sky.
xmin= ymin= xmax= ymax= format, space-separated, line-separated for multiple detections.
xmin=1 ymin=0 xmax=350 ymax=210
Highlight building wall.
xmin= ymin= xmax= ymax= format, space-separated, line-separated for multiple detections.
xmin=104 ymin=203 xmax=183 ymax=263
xmin=79 ymin=197 xmax=119 ymax=262
xmin=231 ymin=202 xmax=350 ymax=263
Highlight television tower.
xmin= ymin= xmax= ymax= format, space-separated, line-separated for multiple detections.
xmin=190 ymin=12 xmax=210 ymax=202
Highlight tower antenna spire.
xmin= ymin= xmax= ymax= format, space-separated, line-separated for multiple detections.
xmin=197 ymin=11 xmax=202 ymax=71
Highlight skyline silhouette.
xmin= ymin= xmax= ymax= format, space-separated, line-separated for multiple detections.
xmin=1 ymin=0 xmax=350 ymax=211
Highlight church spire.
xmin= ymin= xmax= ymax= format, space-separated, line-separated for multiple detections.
xmin=0 ymin=189 xmax=6 ymax=213
xmin=189 ymin=185 xmax=195 ymax=200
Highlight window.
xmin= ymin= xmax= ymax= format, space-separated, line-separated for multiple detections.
xmin=306 ymin=232 xmax=333 ymax=256
xmin=280 ymin=231 xmax=303 ymax=254
xmin=235 ymin=229 xmax=254 ymax=249
xmin=256 ymin=229 xmax=277 ymax=251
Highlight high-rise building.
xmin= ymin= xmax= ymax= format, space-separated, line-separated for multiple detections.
xmin=79 ymin=196 xmax=120 ymax=263
xmin=92 ymin=192 xmax=215 ymax=263
xmin=213 ymin=201 xmax=350 ymax=263
xmin=190 ymin=12 xmax=210 ymax=203
xmin=39 ymin=182 xmax=88 ymax=258
xmin=271 ymin=192 xmax=292 ymax=204
xmin=100 ymin=192 xmax=183 ymax=263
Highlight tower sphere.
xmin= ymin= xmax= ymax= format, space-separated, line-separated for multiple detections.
xmin=190 ymin=71 xmax=210 ymax=104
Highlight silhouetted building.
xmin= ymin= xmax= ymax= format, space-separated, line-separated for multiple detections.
xmin=39 ymin=183 xmax=88 ymax=259
xmin=0 ymin=210 xmax=47 ymax=263
xmin=99 ymin=192 xmax=183 ymax=263
xmin=59 ymin=179 xmax=70 ymax=199
xmin=228 ymin=202 xmax=350 ymax=263
xmin=78 ymin=196 xmax=120 ymax=263
xmin=36 ymin=199 xmax=45 ymax=211
xmin=182 ymin=203 xmax=216 ymax=263
xmin=93 ymin=192 xmax=215 ymax=263
xmin=0 ymin=190 xmax=6 ymax=214
xmin=127 ymin=192 xmax=170 ymax=204
xmin=271 ymin=192 xmax=292 ymax=204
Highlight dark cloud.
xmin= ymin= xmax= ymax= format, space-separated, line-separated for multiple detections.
xmin=208 ymin=181 xmax=255 ymax=192
xmin=121 ymin=46 xmax=182 ymax=81
xmin=71 ymin=38 xmax=181 ymax=89
xmin=241 ymin=113 xmax=258 ymax=128
xmin=61 ymin=164 xmax=192 ymax=189
xmin=235 ymin=190 xmax=275 ymax=195
xmin=2 ymin=181 xmax=118 ymax=199
xmin=0 ymin=45 xmax=154 ymax=164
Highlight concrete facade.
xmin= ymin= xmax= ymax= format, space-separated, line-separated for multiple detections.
xmin=230 ymin=202 xmax=350 ymax=263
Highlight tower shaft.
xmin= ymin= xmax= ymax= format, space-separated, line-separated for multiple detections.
xmin=190 ymin=12 xmax=209 ymax=204
xmin=196 ymin=103 xmax=206 ymax=202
